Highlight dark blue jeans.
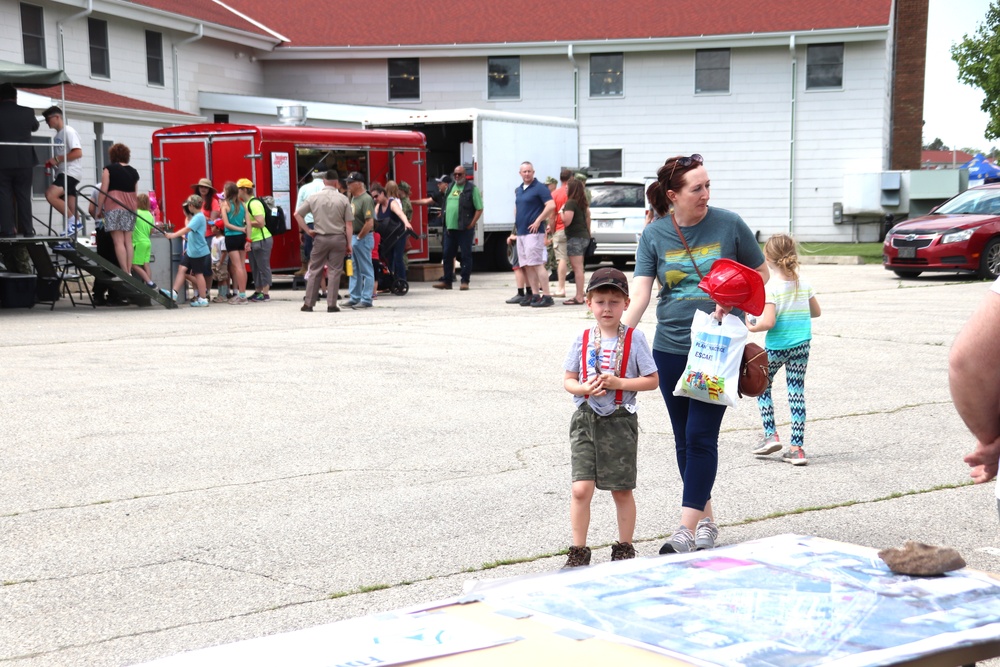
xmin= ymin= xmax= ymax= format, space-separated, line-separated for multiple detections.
xmin=653 ymin=349 xmax=728 ymax=512
xmin=391 ymin=232 xmax=407 ymax=281
xmin=442 ymin=227 xmax=474 ymax=284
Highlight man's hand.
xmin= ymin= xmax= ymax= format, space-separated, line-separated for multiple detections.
xmin=965 ymin=436 xmax=1000 ymax=483
xmin=528 ymin=220 xmax=542 ymax=234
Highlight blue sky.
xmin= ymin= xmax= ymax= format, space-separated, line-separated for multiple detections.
xmin=923 ymin=0 xmax=994 ymax=151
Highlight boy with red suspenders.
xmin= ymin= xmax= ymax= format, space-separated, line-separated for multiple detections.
xmin=562 ymin=268 xmax=659 ymax=567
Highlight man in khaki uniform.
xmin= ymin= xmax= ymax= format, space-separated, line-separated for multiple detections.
xmin=294 ymin=169 xmax=353 ymax=312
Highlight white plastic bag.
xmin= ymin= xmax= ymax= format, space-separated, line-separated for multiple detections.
xmin=673 ymin=310 xmax=748 ymax=408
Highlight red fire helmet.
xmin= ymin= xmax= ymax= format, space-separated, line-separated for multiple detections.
xmin=697 ymin=258 xmax=765 ymax=316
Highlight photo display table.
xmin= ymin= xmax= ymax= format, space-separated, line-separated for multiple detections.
xmin=138 ymin=535 xmax=1000 ymax=667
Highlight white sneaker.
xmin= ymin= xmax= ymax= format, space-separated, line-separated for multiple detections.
xmin=159 ymin=288 xmax=178 ymax=301
xmin=190 ymin=298 xmax=209 ymax=307
xmin=752 ymin=434 xmax=782 ymax=455
xmin=64 ymin=216 xmax=80 ymax=237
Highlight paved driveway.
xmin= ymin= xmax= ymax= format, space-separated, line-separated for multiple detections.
xmin=1 ymin=265 xmax=997 ymax=666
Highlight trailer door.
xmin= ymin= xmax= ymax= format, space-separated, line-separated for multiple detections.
xmin=393 ymin=149 xmax=428 ymax=261
xmin=154 ymin=137 xmax=208 ymax=230
xmin=210 ymin=135 xmax=257 ymax=191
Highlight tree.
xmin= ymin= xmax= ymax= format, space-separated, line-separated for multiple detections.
xmin=924 ymin=137 xmax=949 ymax=150
xmin=952 ymin=1 xmax=1000 ymax=140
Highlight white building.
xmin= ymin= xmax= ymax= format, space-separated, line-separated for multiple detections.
xmin=5 ymin=0 xmax=927 ymax=241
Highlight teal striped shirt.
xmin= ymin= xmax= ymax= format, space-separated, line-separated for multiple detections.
xmin=765 ymin=279 xmax=815 ymax=350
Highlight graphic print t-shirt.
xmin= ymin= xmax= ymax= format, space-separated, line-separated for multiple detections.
xmin=563 ymin=328 xmax=656 ymax=416
xmin=634 ymin=207 xmax=763 ymax=355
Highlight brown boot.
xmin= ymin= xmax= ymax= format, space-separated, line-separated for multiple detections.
xmin=610 ymin=541 xmax=636 ymax=561
xmin=562 ymin=545 xmax=592 ymax=569
xmin=293 ymin=262 xmax=307 ymax=276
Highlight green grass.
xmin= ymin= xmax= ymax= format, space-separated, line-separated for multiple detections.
xmin=796 ymin=242 xmax=884 ymax=264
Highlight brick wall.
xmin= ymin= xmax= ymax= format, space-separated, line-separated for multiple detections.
xmin=891 ymin=0 xmax=929 ymax=170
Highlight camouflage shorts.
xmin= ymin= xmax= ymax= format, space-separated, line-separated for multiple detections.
xmin=570 ymin=403 xmax=639 ymax=490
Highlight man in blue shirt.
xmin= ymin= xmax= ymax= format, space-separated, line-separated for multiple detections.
xmin=514 ymin=161 xmax=555 ymax=307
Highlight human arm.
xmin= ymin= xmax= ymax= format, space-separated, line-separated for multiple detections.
xmin=528 ymin=200 xmax=555 ymax=234
xmin=561 ymin=207 xmax=575 ymax=228
xmin=746 ymin=303 xmax=776 ymax=332
xmin=90 ymin=168 xmax=111 ymax=218
xmin=410 ymin=197 xmax=434 ymax=206
xmin=564 ymin=370 xmax=608 ymax=398
xmin=949 ymin=289 xmax=1000 ymax=482
xmin=597 ymin=371 xmax=659 ymax=393
xmin=390 ymin=198 xmax=412 ymax=231
xmin=809 ymin=295 xmax=821 ymax=318
xmin=468 ymin=187 xmax=483 ymax=229
xmin=165 ymin=225 xmax=191 ymax=240
xmin=294 ymin=211 xmax=315 ymax=238
xmin=622 ymin=276 xmax=655 ymax=328
xmin=247 ymin=200 xmax=266 ymax=229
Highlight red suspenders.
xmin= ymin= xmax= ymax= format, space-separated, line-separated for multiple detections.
xmin=581 ymin=327 xmax=634 ymax=405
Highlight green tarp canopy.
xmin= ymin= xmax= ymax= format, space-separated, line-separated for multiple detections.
xmin=0 ymin=60 xmax=71 ymax=87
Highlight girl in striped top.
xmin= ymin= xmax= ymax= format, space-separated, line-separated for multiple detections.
xmin=747 ymin=234 xmax=822 ymax=466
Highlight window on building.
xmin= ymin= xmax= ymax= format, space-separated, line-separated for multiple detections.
xmin=214 ymin=114 xmax=230 ymax=124
xmin=488 ymin=56 xmax=520 ymax=100
xmin=89 ymin=18 xmax=110 ymax=78
xmin=589 ymin=149 xmax=623 ymax=177
xmin=21 ymin=3 xmax=46 ymax=67
xmin=146 ymin=30 xmax=164 ymax=86
xmin=388 ymin=58 xmax=419 ymax=101
xmin=806 ymin=43 xmax=844 ymax=89
xmin=695 ymin=49 xmax=730 ymax=94
xmin=590 ymin=53 xmax=623 ymax=97
xmin=31 ymin=138 xmax=52 ymax=198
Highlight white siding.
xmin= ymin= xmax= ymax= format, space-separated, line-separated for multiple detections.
xmin=9 ymin=3 xmax=267 ymax=228
xmin=260 ymin=39 xmax=890 ymax=241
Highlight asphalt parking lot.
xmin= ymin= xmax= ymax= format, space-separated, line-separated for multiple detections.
xmin=1 ymin=262 xmax=999 ymax=666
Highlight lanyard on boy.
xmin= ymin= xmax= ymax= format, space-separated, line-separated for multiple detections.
xmin=581 ymin=323 xmax=634 ymax=405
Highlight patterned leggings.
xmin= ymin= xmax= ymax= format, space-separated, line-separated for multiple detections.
xmin=757 ymin=341 xmax=811 ymax=447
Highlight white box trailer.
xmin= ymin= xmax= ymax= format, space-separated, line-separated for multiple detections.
xmin=365 ymin=109 xmax=579 ymax=269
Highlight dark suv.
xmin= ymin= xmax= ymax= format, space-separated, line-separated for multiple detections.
xmin=883 ymin=184 xmax=1000 ymax=279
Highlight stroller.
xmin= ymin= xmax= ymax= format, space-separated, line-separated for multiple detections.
xmin=374 ymin=218 xmax=418 ymax=296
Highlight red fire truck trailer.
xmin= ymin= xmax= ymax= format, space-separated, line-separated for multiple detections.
xmin=151 ymin=123 xmax=429 ymax=271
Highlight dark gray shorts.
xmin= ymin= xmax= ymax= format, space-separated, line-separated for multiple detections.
xmin=570 ymin=403 xmax=639 ymax=491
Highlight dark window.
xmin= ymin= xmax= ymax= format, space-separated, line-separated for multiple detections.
xmin=590 ymin=53 xmax=623 ymax=97
xmin=695 ymin=49 xmax=730 ymax=93
xmin=589 ymin=183 xmax=645 ymax=208
xmin=21 ymin=4 xmax=46 ymax=67
xmin=89 ymin=18 xmax=110 ymax=78
xmin=806 ymin=43 xmax=844 ymax=89
xmin=31 ymin=137 xmax=53 ymax=198
xmin=214 ymin=114 xmax=230 ymax=124
xmin=146 ymin=30 xmax=164 ymax=86
xmin=94 ymin=138 xmax=112 ymax=180
xmin=588 ymin=149 xmax=623 ymax=177
xmin=488 ymin=56 xmax=520 ymax=99
xmin=388 ymin=58 xmax=419 ymax=101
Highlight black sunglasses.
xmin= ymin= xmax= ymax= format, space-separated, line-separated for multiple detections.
xmin=668 ymin=154 xmax=704 ymax=182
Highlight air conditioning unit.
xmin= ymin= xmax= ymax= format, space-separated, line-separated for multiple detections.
xmin=276 ymin=105 xmax=307 ymax=126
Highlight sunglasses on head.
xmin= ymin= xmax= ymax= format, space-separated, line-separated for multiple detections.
xmin=668 ymin=154 xmax=704 ymax=183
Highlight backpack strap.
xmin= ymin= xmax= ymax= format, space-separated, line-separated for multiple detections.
xmin=614 ymin=327 xmax=634 ymax=405
xmin=581 ymin=328 xmax=590 ymax=399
